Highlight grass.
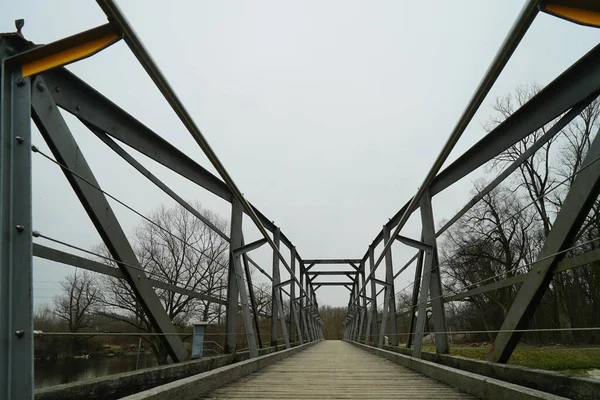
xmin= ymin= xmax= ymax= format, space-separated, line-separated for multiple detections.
xmin=421 ymin=345 xmax=600 ymax=372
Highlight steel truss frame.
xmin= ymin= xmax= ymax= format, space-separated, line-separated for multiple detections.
xmin=0 ymin=3 xmax=323 ymax=397
xmin=343 ymin=0 xmax=600 ymax=366
xmin=3 ymin=1 xmax=600 ymax=398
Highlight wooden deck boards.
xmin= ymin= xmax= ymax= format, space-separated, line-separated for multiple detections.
xmin=201 ymin=340 xmax=475 ymax=399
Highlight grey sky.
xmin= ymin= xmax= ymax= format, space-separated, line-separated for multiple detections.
xmin=3 ymin=1 xmax=599 ymax=309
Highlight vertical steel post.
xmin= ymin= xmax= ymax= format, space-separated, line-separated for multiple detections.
xmin=413 ymin=192 xmax=449 ymax=357
xmin=368 ymin=246 xmax=378 ymax=343
xmin=242 ymin=252 xmax=263 ymax=348
xmin=225 ymin=203 xmax=241 ymax=353
xmin=0 ymin=54 xmax=33 ymax=400
xmin=407 ymin=244 xmax=424 ymax=349
xmin=303 ymin=307 xmax=312 ymax=342
xmin=377 ymin=225 xmax=398 ymax=347
xmin=290 ymin=247 xmax=296 ymax=343
xmin=32 ymin=78 xmax=187 ymax=361
xmin=229 ymin=199 xmax=258 ymax=357
xmin=383 ymin=225 xmax=398 ymax=346
xmin=292 ymin=300 xmax=303 ymax=345
xmin=356 ymin=262 xmax=366 ymax=342
xmin=271 ymin=228 xmax=290 ymax=348
xmin=489 ymin=130 xmax=600 ymax=363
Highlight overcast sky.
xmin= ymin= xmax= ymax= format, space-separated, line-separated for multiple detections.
xmin=3 ymin=1 xmax=599 ymax=310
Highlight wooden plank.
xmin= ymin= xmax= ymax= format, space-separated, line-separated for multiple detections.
xmin=202 ymin=341 xmax=473 ymax=399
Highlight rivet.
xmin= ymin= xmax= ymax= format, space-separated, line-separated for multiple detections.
xmin=15 ymin=225 xmax=24 ymax=232
xmin=36 ymin=81 xmax=45 ymax=92
xmin=15 ymin=77 xmax=25 ymax=87
xmin=54 ymin=85 xmax=60 ymax=93
xmin=15 ymin=136 xmax=24 ymax=144
xmin=76 ymin=105 xmax=81 ymax=112
xmin=15 ymin=330 xmax=24 ymax=338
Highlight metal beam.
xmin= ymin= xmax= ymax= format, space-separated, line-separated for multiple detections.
xmin=435 ymin=97 xmax=596 ymax=240
xmin=490 ymin=129 xmax=600 ymax=362
xmin=6 ymin=23 xmax=121 ymax=78
xmin=372 ymin=278 xmax=390 ymax=287
xmin=37 ymin=66 xmax=306 ymax=285
xmin=227 ymin=198 xmax=258 ymax=357
xmin=90 ymin=126 xmax=229 ymax=240
xmin=413 ymin=192 xmax=448 ymax=358
xmin=245 ymin=256 xmax=272 ymax=281
xmin=309 ymin=282 xmax=352 ymax=286
xmin=96 ymin=0 xmax=317 ymax=319
xmin=241 ymin=247 xmax=263 ymax=349
xmin=275 ymin=279 xmax=293 ymax=288
xmin=306 ymin=270 xmax=357 ymax=275
xmin=359 ymin=0 xmax=539 ymax=299
xmin=396 ymin=235 xmax=432 ymax=251
xmin=0 ymin=55 xmax=33 ymax=400
xmin=233 ymin=238 xmax=267 ymax=257
xmin=271 ymin=228 xmax=290 ymax=348
xmin=303 ymin=259 xmax=363 ymax=265
xmin=365 ymin=246 xmax=377 ymax=344
xmin=407 ymin=243 xmax=424 ymax=349
xmin=33 ymin=243 xmax=226 ymax=305
xmin=381 ymin=225 xmax=398 ymax=347
xmin=31 ymin=77 xmax=187 ymax=362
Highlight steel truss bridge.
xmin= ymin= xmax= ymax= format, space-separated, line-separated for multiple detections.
xmin=2 ymin=1 xmax=600 ymax=399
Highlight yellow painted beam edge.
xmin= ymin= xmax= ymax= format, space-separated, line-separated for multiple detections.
xmin=544 ymin=4 xmax=600 ymax=27
xmin=21 ymin=33 xmax=120 ymax=77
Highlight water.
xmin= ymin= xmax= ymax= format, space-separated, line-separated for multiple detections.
xmin=34 ymin=354 xmax=158 ymax=389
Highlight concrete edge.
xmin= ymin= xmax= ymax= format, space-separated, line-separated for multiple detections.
xmin=121 ymin=340 xmax=321 ymax=400
xmin=377 ymin=343 xmax=598 ymax=400
xmin=34 ymin=344 xmax=290 ymax=400
xmin=347 ymin=341 xmax=569 ymax=400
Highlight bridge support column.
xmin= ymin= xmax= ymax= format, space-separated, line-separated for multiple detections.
xmin=364 ymin=245 xmax=377 ymax=344
xmin=0 ymin=50 xmax=33 ymax=400
xmin=290 ymin=248 xmax=299 ymax=344
xmin=32 ymin=77 xmax=188 ymax=362
xmin=378 ymin=225 xmax=398 ymax=347
xmin=226 ymin=198 xmax=258 ymax=357
xmin=489 ymin=128 xmax=600 ymax=363
xmin=242 ymin=251 xmax=263 ymax=349
xmin=357 ymin=261 xmax=367 ymax=343
xmin=413 ymin=192 xmax=449 ymax=358
xmin=270 ymin=228 xmax=290 ymax=348
xmin=406 ymin=240 xmax=424 ymax=349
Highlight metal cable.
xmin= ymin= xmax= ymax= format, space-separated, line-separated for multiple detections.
xmin=33 ymin=146 xmax=299 ymax=311
xmin=374 ymin=327 xmax=600 ymax=336
xmin=364 ymin=152 xmax=600 ymax=311
xmin=34 ymin=331 xmax=244 ymax=336
xmin=34 ymin=233 xmax=282 ymax=314
xmin=394 ymin=235 xmax=600 ymax=315
xmin=33 ymin=146 xmax=232 ymax=278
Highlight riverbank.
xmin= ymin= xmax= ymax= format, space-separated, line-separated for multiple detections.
xmin=423 ymin=344 xmax=600 ymax=379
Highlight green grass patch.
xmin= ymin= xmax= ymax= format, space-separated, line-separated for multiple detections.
xmin=421 ymin=346 xmax=600 ymax=371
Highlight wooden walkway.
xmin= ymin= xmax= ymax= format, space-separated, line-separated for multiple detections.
xmin=201 ymin=340 xmax=475 ymax=399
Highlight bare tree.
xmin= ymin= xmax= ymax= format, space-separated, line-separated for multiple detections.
xmin=54 ymin=270 xmax=102 ymax=333
xmin=98 ymin=202 xmax=229 ymax=364
xmin=441 ymin=185 xmax=539 ymax=326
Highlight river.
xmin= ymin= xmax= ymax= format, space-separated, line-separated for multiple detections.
xmin=35 ymin=354 xmax=158 ymax=389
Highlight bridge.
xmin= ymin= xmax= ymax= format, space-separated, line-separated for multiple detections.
xmin=2 ymin=1 xmax=600 ymax=399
